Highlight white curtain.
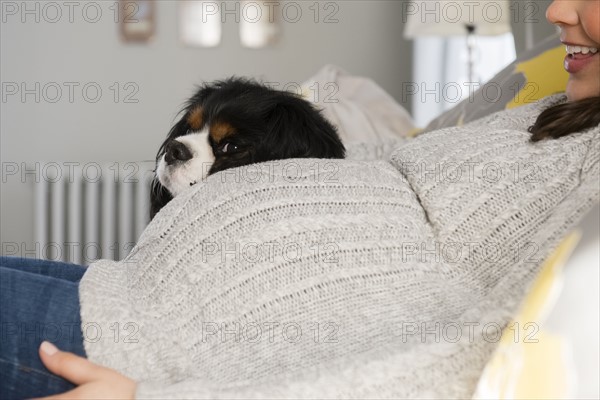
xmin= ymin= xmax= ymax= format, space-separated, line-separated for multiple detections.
xmin=411 ymin=33 xmax=516 ymax=127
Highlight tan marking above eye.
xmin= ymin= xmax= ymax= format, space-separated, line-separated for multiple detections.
xmin=210 ymin=121 xmax=235 ymax=143
xmin=187 ymin=106 xmax=204 ymax=130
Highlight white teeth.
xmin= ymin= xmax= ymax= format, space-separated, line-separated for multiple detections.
xmin=566 ymin=45 xmax=599 ymax=55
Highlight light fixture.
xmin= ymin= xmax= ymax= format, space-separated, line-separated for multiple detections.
xmin=180 ymin=1 xmax=222 ymax=47
xmin=239 ymin=0 xmax=279 ymax=48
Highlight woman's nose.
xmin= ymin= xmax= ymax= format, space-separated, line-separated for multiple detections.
xmin=546 ymin=0 xmax=579 ymax=27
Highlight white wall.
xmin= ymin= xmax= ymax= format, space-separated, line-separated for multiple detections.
xmin=509 ymin=0 xmax=557 ymax=54
xmin=0 ymin=1 xmax=412 ymax=256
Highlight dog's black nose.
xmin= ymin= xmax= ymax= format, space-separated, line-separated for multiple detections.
xmin=164 ymin=140 xmax=193 ymax=165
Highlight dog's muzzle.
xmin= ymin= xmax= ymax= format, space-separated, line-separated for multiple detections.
xmin=156 ymin=131 xmax=215 ymax=197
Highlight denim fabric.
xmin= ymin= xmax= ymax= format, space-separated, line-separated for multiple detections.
xmin=0 ymin=257 xmax=86 ymax=399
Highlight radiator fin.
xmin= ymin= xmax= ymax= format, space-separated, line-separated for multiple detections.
xmin=33 ymin=162 xmax=155 ymax=265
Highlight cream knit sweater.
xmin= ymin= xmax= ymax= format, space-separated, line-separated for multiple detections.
xmin=79 ymin=94 xmax=599 ymax=398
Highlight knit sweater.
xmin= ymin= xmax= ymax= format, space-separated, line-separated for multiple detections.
xmin=79 ymin=94 xmax=599 ymax=398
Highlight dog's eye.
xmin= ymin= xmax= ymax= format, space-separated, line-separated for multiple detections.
xmin=220 ymin=142 xmax=239 ymax=153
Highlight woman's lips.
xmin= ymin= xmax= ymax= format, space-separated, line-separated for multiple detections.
xmin=564 ymin=52 xmax=599 ymax=74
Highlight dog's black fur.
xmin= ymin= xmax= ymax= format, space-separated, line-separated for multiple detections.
xmin=150 ymin=78 xmax=345 ymax=219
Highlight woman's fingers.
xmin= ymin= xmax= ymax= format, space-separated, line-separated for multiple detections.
xmin=35 ymin=341 xmax=137 ymax=400
xmin=38 ymin=341 xmax=108 ymax=385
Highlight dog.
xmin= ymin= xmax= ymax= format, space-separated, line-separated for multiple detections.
xmin=150 ymin=77 xmax=346 ymax=219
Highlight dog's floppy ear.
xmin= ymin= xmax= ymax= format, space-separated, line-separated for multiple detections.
xmin=264 ymin=97 xmax=345 ymax=159
xmin=149 ymin=176 xmax=173 ymax=220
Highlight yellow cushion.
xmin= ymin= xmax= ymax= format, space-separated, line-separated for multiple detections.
xmin=473 ymin=232 xmax=580 ymax=399
xmin=508 ymin=45 xmax=569 ymax=109
xmin=424 ymin=34 xmax=568 ymax=132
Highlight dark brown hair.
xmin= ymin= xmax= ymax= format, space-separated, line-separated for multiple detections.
xmin=529 ymin=96 xmax=600 ymax=141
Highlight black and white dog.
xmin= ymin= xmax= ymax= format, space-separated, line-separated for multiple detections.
xmin=150 ymin=78 xmax=345 ymax=219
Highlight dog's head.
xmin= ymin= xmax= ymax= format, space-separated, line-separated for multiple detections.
xmin=150 ymin=77 xmax=345 ymax=219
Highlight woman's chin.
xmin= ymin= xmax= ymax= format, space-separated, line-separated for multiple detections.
xmin=566 ymin=80 xmax=600 ymax=102
xmin=566 ymin=65 xmax=600 ymax=101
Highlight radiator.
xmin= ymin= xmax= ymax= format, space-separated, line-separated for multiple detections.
xmin=34 ymin=162 xmax=155 ymax=265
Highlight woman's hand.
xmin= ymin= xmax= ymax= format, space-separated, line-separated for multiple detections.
xmin=35 ymin=341 xmax=136 ymax=400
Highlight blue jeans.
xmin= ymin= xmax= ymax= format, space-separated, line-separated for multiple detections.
xmin=0 ymin=256 xmax=87 ymax=399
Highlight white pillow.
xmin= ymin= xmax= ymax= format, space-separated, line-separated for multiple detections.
xmin=301 ymin=65 xmax=415 ymax=145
